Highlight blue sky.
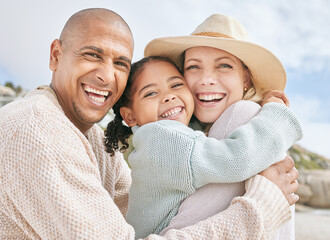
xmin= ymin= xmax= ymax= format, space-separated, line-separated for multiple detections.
xmin=1 ymin=0 xmax=330 ymax=158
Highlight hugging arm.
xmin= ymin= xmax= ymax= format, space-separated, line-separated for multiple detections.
xmin=191 ymin=102 xmax=302 ymax=188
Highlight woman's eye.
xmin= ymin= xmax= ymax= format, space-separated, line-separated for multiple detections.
xmin=219 ymin=63 xmax=233 ymax=69
xmin=185 ymin=65 xmax=199 ymax=71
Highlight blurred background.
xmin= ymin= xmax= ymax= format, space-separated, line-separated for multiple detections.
xmin=1 ymin=1 xmax=330 ymax=239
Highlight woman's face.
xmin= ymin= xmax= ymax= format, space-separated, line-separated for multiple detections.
xmin=183 ymin=46 xmax=248 ymax=123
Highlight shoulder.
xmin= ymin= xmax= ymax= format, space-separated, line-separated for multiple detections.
xmin=0 ymin=88 xmax=60 ymax=132
xmin=209 ymin=100 xmax=261 ymax=139
xmin=132 ymin=120 xmax=206 ymax=150
xmin=0 ymin=87 xmax=84 ymax=151
xmin=227 ymin=100 xmax=261 ymax=115
xmin=134 ymin=120 xmax=204 ymax=138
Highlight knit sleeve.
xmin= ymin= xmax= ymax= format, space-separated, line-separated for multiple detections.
xmin=141 ymin=175 xmax=291 ymax=240
xmin=2 ymin=112 xmax=135 ymax=239
xmin=191 ymin=102 xmax=302 ymax=188
xmin=113 ymin=154 xmax=132 ymax=216
xmin=87 ymin=124 xmax=132 ymax=217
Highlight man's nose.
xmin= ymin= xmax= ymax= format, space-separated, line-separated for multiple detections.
xmin=96 ymin=62 xmax=115 ymax=84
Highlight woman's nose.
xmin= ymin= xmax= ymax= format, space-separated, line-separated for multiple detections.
xmin=200 ymin=70 xmax=217 ymax=86
xmin=200 ymin=76 xmax=216 ymax=86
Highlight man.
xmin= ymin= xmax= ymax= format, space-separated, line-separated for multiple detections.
xmin=0 ymin=8 xmax=298 ymax=239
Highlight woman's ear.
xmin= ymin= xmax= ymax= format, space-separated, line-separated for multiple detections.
xmin=49 ymin=39 xmax=62 ymax=71
xmin=120 ymin=107 xmax=137 ymax=127
xmin=243 ymin=69 xmax=252 ymax=90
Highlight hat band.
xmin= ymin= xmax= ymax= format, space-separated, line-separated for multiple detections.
xmin=192 ymin=32 xmax=234 ymax=39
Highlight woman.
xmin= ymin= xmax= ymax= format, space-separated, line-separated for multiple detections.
xmin=144 ymin=13 xmax=299 ymax=239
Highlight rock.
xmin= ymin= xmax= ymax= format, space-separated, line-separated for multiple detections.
xmin=296 ymin=183 xmax=312 ymax=204
xmin=298 ymin=170 xmax=330 ymax=208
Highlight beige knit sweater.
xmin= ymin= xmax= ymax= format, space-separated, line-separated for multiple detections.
xmin=0 ymin=86 xmax=291 ymax=239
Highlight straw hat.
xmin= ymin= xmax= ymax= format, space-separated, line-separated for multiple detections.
xmin=144 ymin=14 xmax=286 ymax=91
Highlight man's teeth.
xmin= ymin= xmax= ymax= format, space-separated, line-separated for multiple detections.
xmin=161 ymin=107 xmax=182 ymax=118
xmin=89 ymin=95 xmax=105 ymax=103
xmin=198 ymin=93 xmax=223 ymax=101
xmin=84 ymin=85 xmax=109 ymax=96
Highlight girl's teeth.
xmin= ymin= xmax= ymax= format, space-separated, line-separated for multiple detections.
xmin=162 ymin=107 xmax=182 ymax=118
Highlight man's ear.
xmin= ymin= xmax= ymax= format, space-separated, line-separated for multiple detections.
xmin=120 ymin=107 xmax=137 ymax=127
xmin=49 ymin=39 xmax=62 ymax=71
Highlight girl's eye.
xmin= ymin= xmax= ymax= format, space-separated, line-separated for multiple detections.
xmin=144 ymin=91 xmax=157 ymax=98
xmin=172 ymin=83 xmax=184 ymax=88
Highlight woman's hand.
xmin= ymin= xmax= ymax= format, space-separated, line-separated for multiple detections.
xmin=259 ymin=156 xmax=299 ymax=205
xmin=261 ymin=90 xmax=290 ymax=107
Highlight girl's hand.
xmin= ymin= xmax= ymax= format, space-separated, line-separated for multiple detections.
xmin=261 ymin=90 xmax=290 ymax=107
xmin=259 ymin=156 xmax=299 ymax=205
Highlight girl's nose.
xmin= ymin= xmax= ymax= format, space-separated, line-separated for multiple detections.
xmin=163 ymin=94 xmax=177 ymax=103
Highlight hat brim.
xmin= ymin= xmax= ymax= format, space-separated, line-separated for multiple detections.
xmin=144 ymin=35 xmax=286 ymax=91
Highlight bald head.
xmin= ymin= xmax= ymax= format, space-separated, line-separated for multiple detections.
xmin=59 ymin=8 xmax=133 ymax=50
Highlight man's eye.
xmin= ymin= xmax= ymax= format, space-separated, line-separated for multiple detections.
xmin=115 ymin=61 xmax=130 ymax=70
xmin=84 ymin=52 xmax=101 ymax=59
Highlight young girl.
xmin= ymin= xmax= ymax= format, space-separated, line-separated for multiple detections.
xmin=144 ymin=13 xmax=298 ymax=240
xmin=105 ymin=56 xmax=302 ymax=238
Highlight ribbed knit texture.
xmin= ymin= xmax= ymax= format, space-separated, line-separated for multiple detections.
xmin=127 ymin=101 xmax=302 ymax=239
xmin=0 ymin=87 xmax=296 ymax=239
xmin=161 ymin=100 xmax=295 ymax=239
xmin=0 ymin=86 xmax=134 ymax=239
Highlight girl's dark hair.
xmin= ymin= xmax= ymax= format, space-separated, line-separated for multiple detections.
xmin=104 ymin=55 xmax=181 ymax=156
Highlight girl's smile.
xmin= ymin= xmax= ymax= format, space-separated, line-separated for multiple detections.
xmin=121 ymin=60 xmax=194 ymax=127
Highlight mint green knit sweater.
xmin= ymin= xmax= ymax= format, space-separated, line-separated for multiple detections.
xmin=126 ymin=103 xmax=302 ymax=239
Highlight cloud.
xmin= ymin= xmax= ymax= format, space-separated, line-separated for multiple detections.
xmin=290 ymin=94 xmax=330 ymax=158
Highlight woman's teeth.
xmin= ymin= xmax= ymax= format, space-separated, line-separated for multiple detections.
xmin=198 ymin=93 xmax=224 ymax=102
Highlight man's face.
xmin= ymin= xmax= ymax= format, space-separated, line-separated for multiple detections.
xmin=50 ymin=19 xmax=133 ymax=133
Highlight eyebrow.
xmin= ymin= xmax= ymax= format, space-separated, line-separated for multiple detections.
xmin=185 ymin=56 xmax=235 ymax=64
xmin=138 ymin=75 xmax=184 ymax=96
xmin=138 ymin=83 xmax=156 ymax=96
xmin=167 ymin=75 xmax=184 ymax=82
xmin=79 ymin=46 xmax=104 ymax=54
xmin=79 ymin=46 xmax=131 ymax=65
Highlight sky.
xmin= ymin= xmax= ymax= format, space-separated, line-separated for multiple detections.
xmin=1 ymin=0 xmax=330 ymax=158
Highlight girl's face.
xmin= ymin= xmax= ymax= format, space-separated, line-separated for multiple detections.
xmin=121 ymin=60 xmax=194 ymax=127
xmin=184 ymin=46 xmax=249 ymax=123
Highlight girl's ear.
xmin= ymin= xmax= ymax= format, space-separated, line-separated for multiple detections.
xmin=120 ymin=107 xmax=137 ymax=127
